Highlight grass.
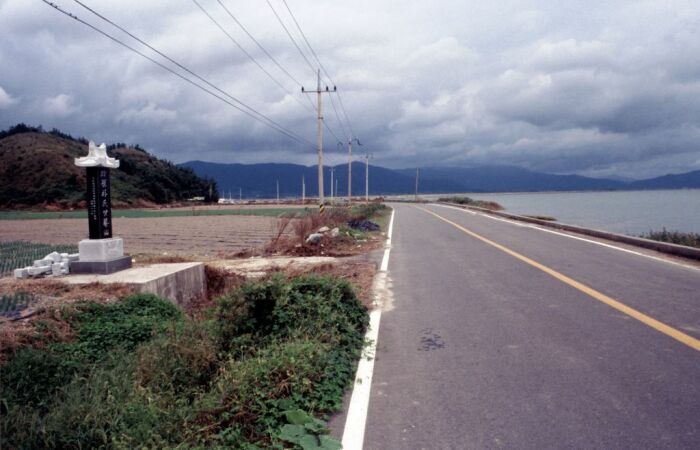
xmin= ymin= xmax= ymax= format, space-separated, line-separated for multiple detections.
xmin=438 ymin=196 xmax=504 ymax=211
xmin=524 ymin=215 xmax=557 ymax=221
xmin=0 ymin=207 xmax=306 ymax=221
xmin=1 ymin=276 xmax=368 ymax=449
xmin=640 ymin=228 xmax=700 ymax=248
xmin=0 ymin=241 xmax=78 ymax=276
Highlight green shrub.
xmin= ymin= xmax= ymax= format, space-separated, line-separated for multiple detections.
xmin=641 ymin=228 xmax=700 ymax=248
xmin=2 ymin=277 xmax=368 ymax=449
xmin=1 ymin=294 xmax=182 ymax=408
xmin=63 ymin=293 xmax=182 ymax=361
xmin=0 ymin=347 xmax=83 ymax=409
xmin=136 ymin=322 xmax=219 ymax=395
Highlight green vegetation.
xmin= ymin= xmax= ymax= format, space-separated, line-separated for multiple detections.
xmin=641 ymin=228 xmax=700 ymax=248
xmin=0 ymin=292 xmax=36 ymax=319
xmin=438 ymin=196 xmax=504 ymax=211
xmin=0 ymin=207 xmax=306 ymax=221
xmin=1 ymin=276 xmax=368 ymax=448
xmin=524 ymin=215 xmax=557 ymax=221
xmin=0 ymin=124 xmax=218 ymax=207
xmin=0 ymin=241 xmax=78 ymax=276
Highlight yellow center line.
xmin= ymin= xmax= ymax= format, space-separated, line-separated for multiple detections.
xmin=417 ymin=206 xmax=700 ymax=352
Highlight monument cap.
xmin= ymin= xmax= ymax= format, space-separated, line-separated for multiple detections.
xmin=74 ymin=141 xmax=120 ymax=169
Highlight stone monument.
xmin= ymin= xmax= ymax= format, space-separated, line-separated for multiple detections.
xmin=70 ymin=141 xmax=132 ymax=274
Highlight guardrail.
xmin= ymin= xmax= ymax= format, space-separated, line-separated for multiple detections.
xmin=439 ymin=202 xmax=700 ymax=261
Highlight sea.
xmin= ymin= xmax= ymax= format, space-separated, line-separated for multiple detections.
xmin=417 ymin=189 xmax=700 ymax=236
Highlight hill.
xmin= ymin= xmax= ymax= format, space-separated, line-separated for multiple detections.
xmin=181 ymin=160 xmax=461 ymax=198
xmin=401 ymin=166 xmax=625 ymax=192
xmin=629 ymin=170 xmax=700 ymax=190
xmin=0 ymin=124 xmax=217 ymax=208
xmin=183 ymin=161 xmax=700 ymax=197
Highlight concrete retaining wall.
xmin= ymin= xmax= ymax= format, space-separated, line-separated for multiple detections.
xmin=66 ymin=262 xmax=207 ymax=307
xmin=440 ymin=202 xmax=700 ymax=261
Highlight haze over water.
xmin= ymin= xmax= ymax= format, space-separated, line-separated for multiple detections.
xmin=428 ymin=190 xmax=700 ymax=235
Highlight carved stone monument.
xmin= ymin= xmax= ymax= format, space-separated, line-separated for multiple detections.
xmin=70 ymin=141 xmax=132 ymax=274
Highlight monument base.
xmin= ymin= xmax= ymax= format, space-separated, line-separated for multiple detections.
xmin=71 ymin=256 xmax=133 ymax=274
xmin=74 ymin=237 xmax=131 ymax=274
xmin=79 ymin=237 xmax=124 ymax=260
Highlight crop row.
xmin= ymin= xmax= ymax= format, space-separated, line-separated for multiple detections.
xmin=0 ymin=292 xmax=36 ymax=319
xmin=0 ymin=241 xmax=78 ymax=276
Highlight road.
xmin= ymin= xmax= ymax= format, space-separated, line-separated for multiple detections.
xmin=354 ymin=203 xmax=700 ymax=449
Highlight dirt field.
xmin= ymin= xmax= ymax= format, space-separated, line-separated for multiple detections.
xmin=0 ymin=215 xmax=290 ymax=258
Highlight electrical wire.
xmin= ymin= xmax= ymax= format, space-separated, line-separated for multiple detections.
xmin=190 ymin=0 xmax=314 ymax=115
xmin=60 ymin=0 xmax=313 ymax=147
xmin=215 ymin=0 xmax=322 ymax=119
xmin=265 ymin=0 xmax=315 ymax=76
xmin=281 ymin=0 xmax=357 ymax=139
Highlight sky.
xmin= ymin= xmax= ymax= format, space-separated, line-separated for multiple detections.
xmin=1 ymin=0 xmax=699 ymax=179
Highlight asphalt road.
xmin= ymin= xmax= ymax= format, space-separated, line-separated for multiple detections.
xmin=360 ymin=203 xmax=700 ymax=449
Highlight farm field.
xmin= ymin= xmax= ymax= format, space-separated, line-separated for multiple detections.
xmin=0 ymin=215 xmax=289 ymax=258
xmin=0 ymin=204 xmax=308 ymax=220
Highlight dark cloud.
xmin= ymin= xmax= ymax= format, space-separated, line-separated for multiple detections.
xmin=0 ymin=0 xmax=699 ymax=179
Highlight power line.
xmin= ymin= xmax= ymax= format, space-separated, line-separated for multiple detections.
xmin=260 ymin=0 xmax=346 ymax=141
xmin=216 ymin=0 xmax=321 ymax=118
xmin=212 ymin=0 xmax=344 ymax=145
xmin=216 ymin=0 xmax=303 ymax=88
xmin=190 ymin=0 xmax=314 ymax=115
xmin=61 ymin=0 xmax=313 ymax=147
xmin=265 ymin=0 xmax=316 ymax=76
xmin=326 ymin=87 xmax=349 ymax=141
xmin=281 ymin=0 xmax=357 ymax=139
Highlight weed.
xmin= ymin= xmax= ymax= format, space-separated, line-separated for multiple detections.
xmin=439 ymin=196 xmax=504 ymax=210
xmin=641 ymin=228 xmax=700 ymax=248
xmin=1 ymin=277 xmax=367 ymax=449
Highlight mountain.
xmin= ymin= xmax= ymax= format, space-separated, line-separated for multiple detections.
xmin=401 ymin=166 xmax=626 ymax=192
xmin=0 ymin=124 xmax=217 ymax=208
xmin=183 ymin=160 xmax=700 ymax=197
xmin=630 ymin=170 xmax=700 ymax=189
xmin=180 ymin=160 xmax=462 ymax=198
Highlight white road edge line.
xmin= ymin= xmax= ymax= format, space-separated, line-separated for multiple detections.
xmin=341 ymin=208 xmax=395 ymax=450
xmin=435 ymin=203 xmax=700 ymax=272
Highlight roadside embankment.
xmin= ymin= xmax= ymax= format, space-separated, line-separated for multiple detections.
xmin=439 ymin=202 xmax=700 ymax=261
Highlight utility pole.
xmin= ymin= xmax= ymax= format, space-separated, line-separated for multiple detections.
xmin=276 ymin=179 xmax=279 ymax=204
xmin=329 ymin=166 xmax=335 ymax=203
xmin=239 ymin=187 xmax=242 ymax=202
xmin=415 ymin=168 xmax=419 ymax=201
xmin=302 ymin=69 xmax=336 ymax=210
xmin=302 ymin=175 xmax=306 ymax=203
xmin=364 ymin=153 xmax=372 ymax=203
xmin=348 ymin=138 xmax=361 ymax=204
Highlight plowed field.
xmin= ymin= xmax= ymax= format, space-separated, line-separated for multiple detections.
xmin=0 ymin=215 xmax=287 ymax=257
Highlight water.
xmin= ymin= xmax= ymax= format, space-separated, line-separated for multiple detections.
xmin=420 ymin=190 xmax=700 ymax=235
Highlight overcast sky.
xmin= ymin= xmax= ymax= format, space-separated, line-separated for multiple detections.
xmin=1 ymin=0 xmax=699 ymax=178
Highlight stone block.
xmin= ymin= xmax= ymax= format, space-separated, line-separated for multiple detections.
xmin=34 ymin=259 xmax=53 ymax=267
xmin=28 ymin=266 xmax=51 ymax=276
xmin=47 ymin=252 xmax=62 ymax=262
xmin=14 ymin=268 xmax=28 ymax=278
xmin=78 ymin=238 xmax=124 ymax=262
xmin=52 ymin=262 xmax=69 ymax=276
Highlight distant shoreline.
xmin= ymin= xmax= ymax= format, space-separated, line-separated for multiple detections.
xmin=391 ymin=188 xmax=700 ymax=198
